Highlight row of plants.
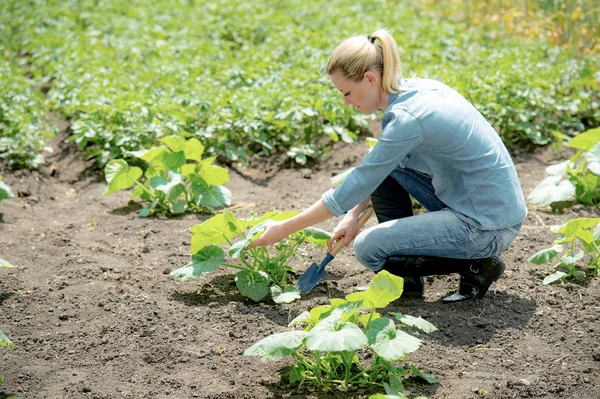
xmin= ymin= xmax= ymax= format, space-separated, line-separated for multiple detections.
xmin=0 ymin=178 xmax=15 ymax=387
xmin=1 ymin=0 xmax=598 ymax=169
xmin=528 ymin=127 xmax=600 ymax=209
xmin=0 ymin=59 xmax=56 ymax=169
xmin=527 ymin=127 xmax=599 ymax=285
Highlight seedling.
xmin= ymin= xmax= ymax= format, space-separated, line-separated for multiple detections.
xmin=528 ymin=128 xmax=600 ymax=209
xmin=245 ymin=271 xmax=437 ymax=393
xmin=529 ymin=217 xmax=600 ymax=284
xmin=104 ymin=136 xmax=231 ymax=217
xmin=1 ymin=258 xmax=16 ymax=385
xmin=170 ymin=211 xmax=330 ymax=302
xmin=0 ymin=175 xmax=13 ymax=204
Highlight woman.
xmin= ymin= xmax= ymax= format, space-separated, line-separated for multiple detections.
xmin=250 ymin=29 xmax=527 ymax=303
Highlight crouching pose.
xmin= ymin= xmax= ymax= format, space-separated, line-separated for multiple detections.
xmin=250 ymin=29 xmax=526 ymax=303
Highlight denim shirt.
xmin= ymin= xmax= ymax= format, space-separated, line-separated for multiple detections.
xmin=322 ymin=78 xmax=527 ymax=230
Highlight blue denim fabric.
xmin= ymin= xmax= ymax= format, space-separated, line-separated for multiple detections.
xmin=353 ymin=166 xmax=522 ymax=271
xmin=322 ymin=78 xmax=527 ymax=230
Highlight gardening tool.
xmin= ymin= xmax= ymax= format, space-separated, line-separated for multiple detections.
xmin=296 ymin=206 xmax=374 ymax=292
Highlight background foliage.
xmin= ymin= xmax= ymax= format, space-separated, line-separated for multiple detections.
xmin=0 ymin=0 xmax=598 ymax=168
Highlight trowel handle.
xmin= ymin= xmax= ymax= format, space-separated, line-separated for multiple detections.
xmin=330 ymin=206 xmax=374 ymax=257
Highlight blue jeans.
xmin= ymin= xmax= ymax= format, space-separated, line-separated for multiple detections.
xmin=354 ymin=167 xmax=522 ymax=272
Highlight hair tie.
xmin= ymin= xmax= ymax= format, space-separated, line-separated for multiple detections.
xmin=367 ymin=34 xmax=375 ymax=44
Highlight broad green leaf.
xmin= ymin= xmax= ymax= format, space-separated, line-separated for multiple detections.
xmin=170 ymin=245 xmax=225 ymax=281
xmin=103 ymin=160 xmax=143 ymax=195
xmin=562 ymin=251 xmax=584 ymax=265
xmin=168 ymin=199 xmax=187 ymax=214
xmin=545 ymin=160 xmax=570 ymax=176
xmin=235 ymin=270 xmax=270 ymax=302
xmin=368 ymin=395 xmax=407 ymax=399
xmin=359 ymin=311 xmax=381 ymax=327
xmin=303 ymin=227 xmax=331 ymax=248
xmin=305 ymin=309 xmax=367 ymax=352
xmin=229 ymin=237 xmax=252 ymax=258
xmin=409 ymin=364 xmax=438 ymax=384
xmin=190 ymin=212 xmax=242 ymax=253
xmin=593 ymin=223 xmax=600 ymax=241
xmin=160 ymin=136 xmax=187 ymax=152
xmin=181 ymin=163 xmax=198 ymax=178
xmin=0 ymin=258 xmax=15 ymax=268
xmin=184 ymin=138 xmax=205 ymax=162
xmin=194 ymin=178 xmax=232 ymax=211
xmin=153 ymin=171 xmax=183 ymax=199
xmin=199 ymin=157 xmax=229 ymax=186
xmin=528 ymin=245 xmax=563 ymax=264
xmin=331 ymin=167 xmax=355 ymax=186
xmin=271 ymin=285 xmax=301 ymax=304
xmin=153 ymin=150 xmax=186 ymax=172
xmin=244 ymin=330 xmax=308 ymax=361
xmin=586 ymin=141 xmax=600 ymax=175
xmin=345 ymin=270 xmax=404 ymax=308
xmin=131 ymin=183 xmax=146 ymax=199
xmin=394 ymin=314 xmax=438 ymax=333
xmin=127 ymin=146 xmax=166 ymax=163
xmin=202 ymin=185 xmax=232 ymax=211
xmin=0 ymin=180 xmax=14 ymax=201
xmin=555 ymin=218 xmax=600 ymax=244
xmin=386 ymin=373 xmax=405 ymax=395
xmin=543 ymin=271 xmax=566 ymax=285
xmin=527 ymin=175 xmax=575 ymax=205
xmin=149 ymin=176 xmax=168 ymax=188
xmin=0 ymin=330 xmax=14 ymax=348
xmin=246 ymin=211 xmax=299 ymax=228
xmin=306 ymin=305 xmax=334 ymax=327
xmin=568 ymin=128 xmax=600 ymax=151
xmin=366 ymin=317 xmax=421 ymax=361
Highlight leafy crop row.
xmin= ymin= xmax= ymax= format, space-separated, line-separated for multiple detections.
xmin=245 ymin=271 xmax=437 ymax=395
xmin=1 ymin=0 xmax=598 ymax=168
xmin=0 ymin=59 xmax=55 ymax=168
xmin=528 ymin=128 xmax=600 ymax=209
xmin=529 ymin=217 xmax=600 ymax=284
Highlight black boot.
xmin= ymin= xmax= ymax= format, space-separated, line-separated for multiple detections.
xmin=441 ymin=256 xmax=506 ymax=304
xmin=382 ymin=255 xmax=471 ymax=299
xmin=382 ymin=255 xmax=505 ymax=302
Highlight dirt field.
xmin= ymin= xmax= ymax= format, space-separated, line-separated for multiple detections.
xmin=1 ymin=122 xmax=599 ymax=399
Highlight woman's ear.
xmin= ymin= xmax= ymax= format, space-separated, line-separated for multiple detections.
xmin=364 ymin=70 xmax=377 ymax=85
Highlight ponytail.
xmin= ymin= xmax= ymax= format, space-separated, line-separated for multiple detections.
xmin=326 ymin=29 xmax=401 ymax=94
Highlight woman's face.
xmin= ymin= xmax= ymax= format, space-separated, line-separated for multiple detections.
xmin=330 ymin=70 xmax=381 ymax=115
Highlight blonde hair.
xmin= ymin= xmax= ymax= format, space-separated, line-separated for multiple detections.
xmin=326 ymin=29 xmax=401 ymax=94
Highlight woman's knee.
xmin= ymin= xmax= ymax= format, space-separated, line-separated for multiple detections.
xmin=354 ymin=231 xmax=385 ymax=272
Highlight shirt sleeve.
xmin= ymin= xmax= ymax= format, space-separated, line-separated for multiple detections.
xmin=322 ymin=109 xmax=424 ymax=216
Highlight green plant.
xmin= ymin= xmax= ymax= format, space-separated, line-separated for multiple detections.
xmin=245 ymin=271 xmax=437 ymax=394
xmin=528 ymin=128 xmax=600 ymax=209
xmin=1 ymin=258 xmax=16 ymax=385
xmin=170 ymin=210 xmax=330 ymax=302
xmin=0 ymin=176 xmax=13 ymax=203
xmin=529 ymin=217 xmax=600 ymax=284
xmin=104 ymin=136 xmax=231 ymax=216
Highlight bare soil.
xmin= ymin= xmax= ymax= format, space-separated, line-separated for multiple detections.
xmin=1 ymin=123 xmax=599 ymax=399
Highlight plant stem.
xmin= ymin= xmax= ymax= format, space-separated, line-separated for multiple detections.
xmin=313 ymin=351 xmax=323 ymax=386
xmin=222 ymin=262 xmax=249 ymax=271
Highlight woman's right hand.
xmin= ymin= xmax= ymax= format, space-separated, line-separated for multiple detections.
xmin=327 ymin=214 xmax=359 ymax=252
